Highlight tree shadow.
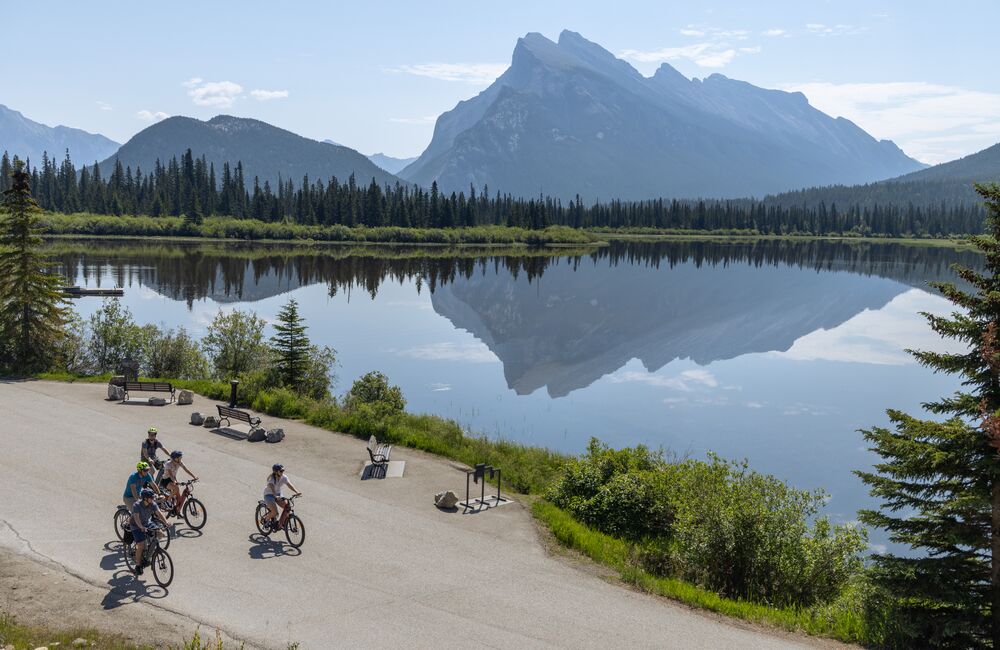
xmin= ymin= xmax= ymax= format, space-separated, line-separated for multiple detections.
xmin=247 ymin=533 xmax=301 ymax=559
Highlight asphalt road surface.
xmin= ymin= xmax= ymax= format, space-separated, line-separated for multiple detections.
xmin=0 ymin=380 xmax=831 ymax=649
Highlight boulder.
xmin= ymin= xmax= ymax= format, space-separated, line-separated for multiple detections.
xmin=177 ymin=389 xmax=194 ymax=405
xmin=190 ymin=412 xmax=204 ymax=426
xmin=247 ymin=428 xmax=267 ymax=442
xmin=265 ymin=428 xmax=285 ymax=443
xmin=72 ymin=640 xmax=89 ymax=648
xmin=106 ymin=384 xmax=125 ymax=401
xmin=434 ymin=490 xmax=459 ymax=509
xmin=203 ymin=416 xmax=220 ymax=428
xmin=148 ymin=397 xmax=167 ymax=406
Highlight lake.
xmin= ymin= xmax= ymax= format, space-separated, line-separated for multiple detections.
xmin=54 ymin=238 xmax=978 ymax=544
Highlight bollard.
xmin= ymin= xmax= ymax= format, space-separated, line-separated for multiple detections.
xmin=229 ymin=380 xmax=239 ymax=407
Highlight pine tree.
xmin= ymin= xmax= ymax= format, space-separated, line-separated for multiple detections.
xmin=270 ymin=297 xmax=311 ymax=389
xmin=857 ymin=182 xmax=1000 ymax=648
xmin=0 ymin=159 xmax=71 ymax=372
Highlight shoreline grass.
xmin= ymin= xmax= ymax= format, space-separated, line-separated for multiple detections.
xmin=37 ymin=211 xmax=974 ymax=249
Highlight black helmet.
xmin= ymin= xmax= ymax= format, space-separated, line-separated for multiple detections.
xmin=272 ymin=463 xmax=284 ymax=472
xmin=140 ymin=487 xmax=155 ymax=499
xmin=170 ymin=450 xmax=183 ymax=459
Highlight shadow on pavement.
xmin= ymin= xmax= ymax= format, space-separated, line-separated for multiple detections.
xmin=210 ymin=427 xmax=249 ymax=441
xmin=247 ymin=533 xmax=301 ymax=559
xmin=101 ymin=569 xmax=168 ymax=608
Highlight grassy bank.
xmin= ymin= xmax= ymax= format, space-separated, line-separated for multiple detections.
xmin=532 ymin=502 xmax=868 ymax=644
xmin=37 ymin=212 xmax=974 ymax=249
xmin=38 ymin=213 xmax=597 ymax=246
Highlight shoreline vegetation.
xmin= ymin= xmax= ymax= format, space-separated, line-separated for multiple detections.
xmin=36 ymin=211 xmax=977 ymax=249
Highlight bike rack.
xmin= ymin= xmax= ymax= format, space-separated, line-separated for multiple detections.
xmin=459 ymin=463 xmax=511 ymax=512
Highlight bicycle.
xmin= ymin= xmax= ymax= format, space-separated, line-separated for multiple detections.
xmin=116 ymin=505 xmax=172 ymax=550
xmin=254 ymin=494 xmax=305 ymax=548
xmin=158 ymin=479 xmax=207 ymax=530
xmin=122 ymin=521 xmax=174 ymax=587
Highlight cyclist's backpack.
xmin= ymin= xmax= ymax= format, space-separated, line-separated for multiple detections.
xmin=123 ymin=528 xmax=134 ymax=545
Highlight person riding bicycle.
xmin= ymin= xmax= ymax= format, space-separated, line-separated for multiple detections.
xmin=131 ymin=487 xmax=169 ymax=575
xmin=140 ymin=427 xmax=172 ymax=481
xmin=159 ymin=450 xmax=198 ymax=516
xmin=123 ymin=461 xmax=160 ymax=511
xmin=263 ymin=464 xmax=301 ymax=531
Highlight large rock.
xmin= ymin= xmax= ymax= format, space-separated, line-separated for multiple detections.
xmin=177 ymin=389 xmax=194 ymax=405
xmin=434 ymin=490 xmax=459 ymax=509
xmin=148 ymin=396 xmax=167 ymax=406
xmin=203 ymin=416 xmax=220 ymax=428
xmin=247 ymin=428 xmax=267 ymax=442
xmin=106 ymin=384 xmax=124 ymax=401
xmin=190 ymin=412 xmax=204 ymax=426
xmin=265 ymin=428 xmax=285 ymax=443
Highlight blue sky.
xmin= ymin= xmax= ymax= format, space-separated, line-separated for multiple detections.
xmin=6 ymin=1 xmax=999 ymax=163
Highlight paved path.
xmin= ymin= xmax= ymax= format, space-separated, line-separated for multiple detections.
xmin=0 ymin=380 xmax=827 ymax=649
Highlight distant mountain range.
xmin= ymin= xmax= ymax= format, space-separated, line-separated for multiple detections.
xmin=99 ymin=115 xmax=400 ymax=189
xmin=0 ymin=104 xmax=120 ymax=165
xmin=368 ymin=152 xmax=418 ymax=174
xmin=399 ymin=30 xmax=925 ymax=200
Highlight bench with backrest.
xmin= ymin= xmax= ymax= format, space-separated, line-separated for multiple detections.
xmin=216 ymin=404 xmax=261 ymax=430
xmin=123 ymin=381 xmax=175 ymax=402
xmin=367 ymin=435 xmax=392 ymax=468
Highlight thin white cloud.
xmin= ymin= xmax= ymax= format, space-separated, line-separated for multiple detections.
xmin=621 ymin=26 xmax=759 ymax=70
xmin=762 ymin=29 xmax=787 ymax=37
xmin=772 ymin=289 xmax=963 ymax=365
xmin=184 ymin=78 xmax=244 ymax=108
xmin=96 ymin=101 xmax=113 ymax=111
xmin=136 ymin=110 xmax=170 ymax=123
xmin=781 ymin=80 xmax=1000 ymax=163
xmin=393 ymin=63 xmax=507 ymax=85
xmin=389 ymin=115 xmax=437 ymax=125
xmin=430 ymin=383 xmax=452 ymax=392
xmin=393 ymin=341 xmax=499 ymax=363
xmin=805 ymin=23 xmax=867 ymax=36
xmin=611 ymin=368 xmax=720 ymax=392
xmin=250 ymin=89 xmax=289 ymax=101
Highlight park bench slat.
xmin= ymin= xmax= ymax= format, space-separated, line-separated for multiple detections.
xmin=122 ymin=381 xmax=175 ymax=402
xmin=216 ymin=404 xmax=262 ymax=429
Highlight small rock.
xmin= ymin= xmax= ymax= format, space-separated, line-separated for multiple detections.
xmin=265 ymin=428 xmax=285 ymax=443
xmin=177 ymin=389 xmax=194 ymax=405
xmin=33 ymin=646 xmax=49 ymax=650
xmin=434 ymin=490 xmax=459 ymax=509
xmin=247 ymin=427 xmax=267 ymax=442
xmin=148 ymin=396 xmax=167 ymax=406
xmin=72 ymin=639 xmax=88 ymax=648
xmin=203 ymin=416 xmax=219 ymax=428
xmin=190 ymin=412 xmax=204 ymax=426
xmin=107 ymin=384 xmax=125 ymax=401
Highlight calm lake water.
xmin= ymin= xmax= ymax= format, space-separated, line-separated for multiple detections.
xmin=55 ymin=239 xmax=979 ymax=544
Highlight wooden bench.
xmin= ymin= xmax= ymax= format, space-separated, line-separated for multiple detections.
xmin=123 ymin=381 xmax=175 ymax=402
xmin=367 ymin=435 xmax=392 ymax=468
xmin=216 ymin=404 xmax=261 ymax=430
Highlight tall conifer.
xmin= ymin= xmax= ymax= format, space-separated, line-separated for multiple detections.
xmin=857 ymin=182 xmax=1000 ymax=648
xmin=270 ymin=297 xmax=310 ymax=389
xmin=0 ymin=159 xmax=70 ymax=372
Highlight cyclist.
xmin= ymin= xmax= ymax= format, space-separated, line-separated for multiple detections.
xmin=131 ymin=487 xmax=169 ymax=575
xmin=263 ymin=464 xmax=301 ymax=531
xmin=140 ymin=427 xmax=172 ymax=482
xmin=159 ymin=450 xmax=198 ymax=516
xmin=123 ymin=461 xmax=159 ymax=511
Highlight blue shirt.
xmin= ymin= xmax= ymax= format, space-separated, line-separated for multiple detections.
xmin=123 ymin=471 xmax=154 ymax=499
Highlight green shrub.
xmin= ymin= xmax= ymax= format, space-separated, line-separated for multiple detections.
xmin=344 ymin=370 xmax=406 ymax=418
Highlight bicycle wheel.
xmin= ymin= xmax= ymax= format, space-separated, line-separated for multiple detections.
xmin=122 ymin=542 xmax=136 ymax=573
xmin=114 ymin=509 xmax=130 ymax=541
xmin=158 ymin=524 xmax=172 ymax=550
xmin=183 ymin=498 xmax=207 ymax=530
xmin=284 ymin=514 xmax=305 ymax=548
xmin=151 ymin=548 xmax=173 ymax=588
xmin=254 ymin=503 xmax=270 ymax=535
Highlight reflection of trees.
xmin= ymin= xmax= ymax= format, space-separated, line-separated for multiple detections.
xmin=49 ymin=239 xmax=981 ymax=308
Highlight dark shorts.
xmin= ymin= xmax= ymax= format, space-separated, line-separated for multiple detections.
xmin=132 ymin=526 xmax=148 ymax=543
xmin=159 ymin=476 xmax=174 ymax=488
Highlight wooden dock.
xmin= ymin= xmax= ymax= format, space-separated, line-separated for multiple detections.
xmin=61 ymin=286 xmax=124 ymax=297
